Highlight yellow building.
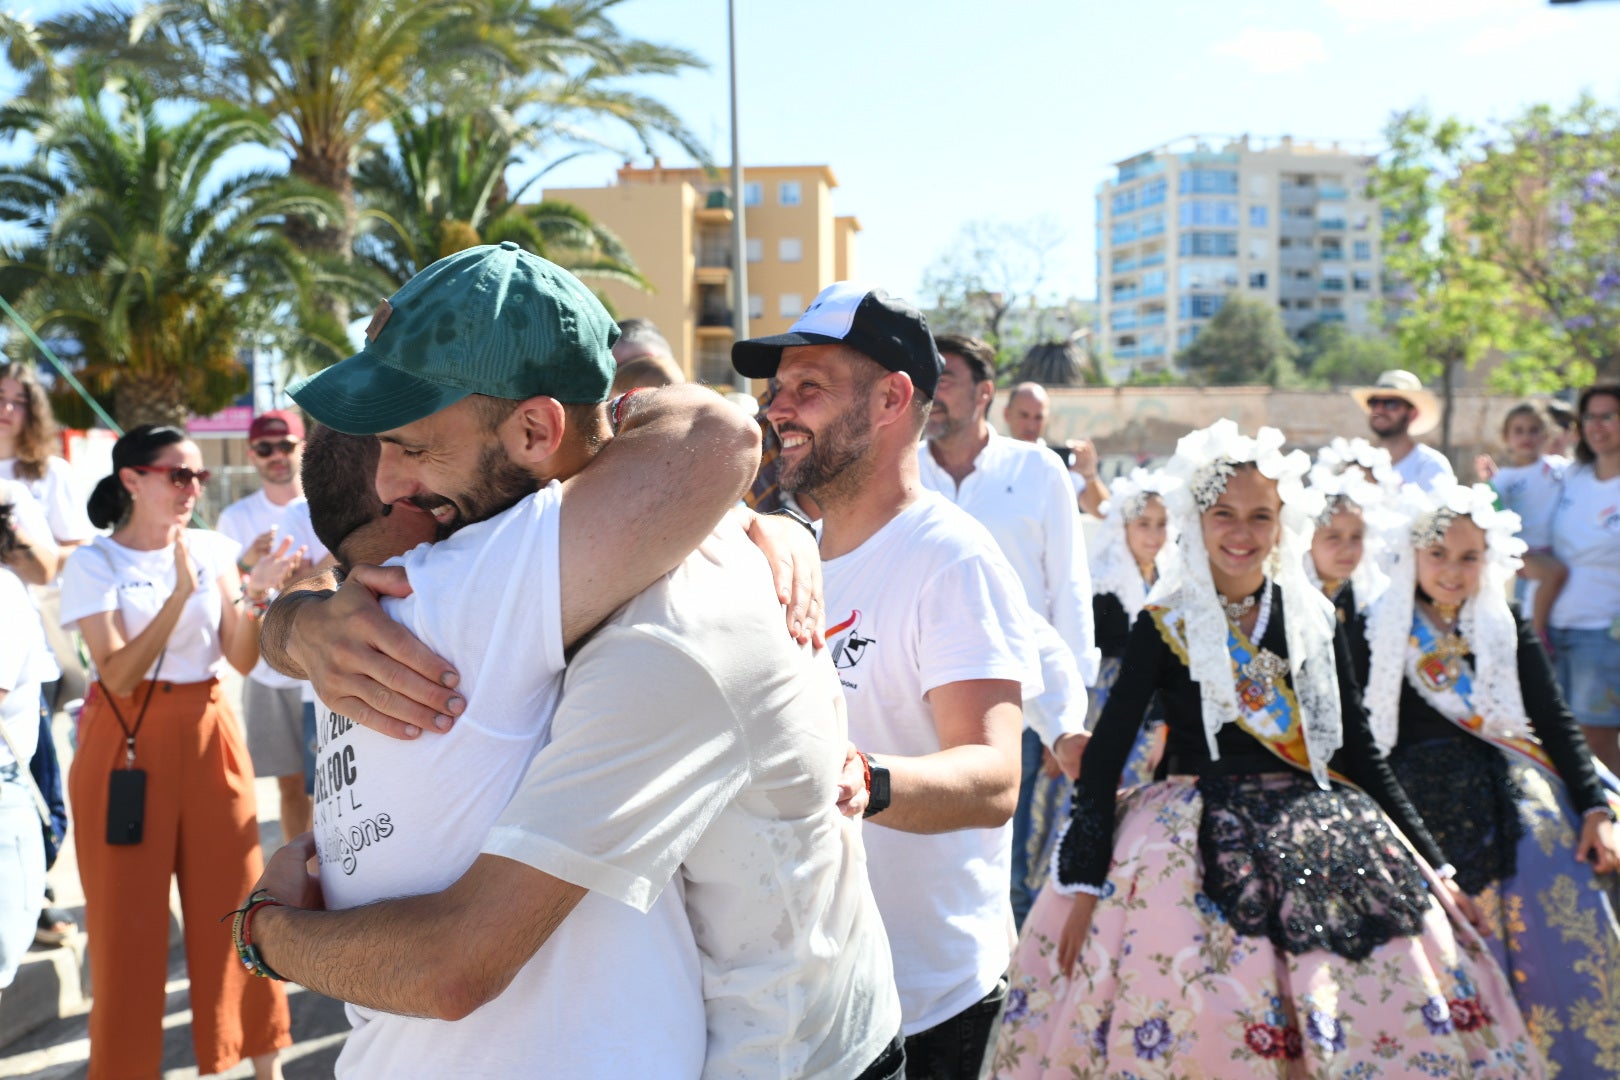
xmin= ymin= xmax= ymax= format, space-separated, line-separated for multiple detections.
xmin=549 ymin=163 xmax=860 ymax=384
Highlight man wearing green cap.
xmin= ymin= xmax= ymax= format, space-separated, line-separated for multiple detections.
xmin=244 ymin=245 xmax=904 ymax=1078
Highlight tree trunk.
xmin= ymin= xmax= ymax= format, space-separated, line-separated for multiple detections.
xmin=113 ymin=371 xmax=191 ymax=430
xmin=287 ymin=146 xmax=360 ymax=359
xmin=1440 ymin=350 xmax=1456 ymax=459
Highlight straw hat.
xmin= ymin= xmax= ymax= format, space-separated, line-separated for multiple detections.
xmin=1349 ymin=370 xmax=1442 ymax=437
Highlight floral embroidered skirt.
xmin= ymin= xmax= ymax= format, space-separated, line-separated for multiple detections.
xmin=1023 ymin=658 xmax=1167 ymax=898
xmin=1391 ymin=741 xmax=1620 ymax=1077
xmin=994 ymin=777 xmax=1546 ymax=1079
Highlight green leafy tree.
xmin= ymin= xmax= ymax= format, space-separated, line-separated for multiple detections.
xmin=355 ymin=109 xmax=648 ymax=291
xmin=0 ymin=78 xmax=343 ymax=427
xmin=1175 ymin=296 xmax=1300 ymax=386
xmin=1297 ymin=323 xmax=1400 ymax=387
xmin=1367 ymin=109 xmax=1526 ymax=449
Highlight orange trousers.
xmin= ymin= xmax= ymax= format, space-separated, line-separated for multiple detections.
xmin=69 ymin=679 xmax=290 ymax=1079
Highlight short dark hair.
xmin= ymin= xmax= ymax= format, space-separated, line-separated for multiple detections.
xmin=1575 ymin=383 xmax=1620 ymax=465
xmin=933 ymin=333 xmax=996 ymax=385
xmin=615 ymin=318 xmax=673 ymax=359
xmin=301 ymin=424 xmax=386 ymax=559
xmin=1546 ymin=398 xmax=1576 ymax=431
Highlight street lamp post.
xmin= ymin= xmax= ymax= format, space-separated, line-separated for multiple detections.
xmin=728 ymin=0 xmax=750 ymax=391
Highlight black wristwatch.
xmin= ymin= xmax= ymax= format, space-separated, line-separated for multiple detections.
xmin=859 ymin=751 xmax=891 ymax=819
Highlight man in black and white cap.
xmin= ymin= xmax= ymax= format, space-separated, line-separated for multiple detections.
xmin=1350 ymin=369 xmax=1455 ymax=489
xmin=735 ymin=281 xmax=1043 ymax=1078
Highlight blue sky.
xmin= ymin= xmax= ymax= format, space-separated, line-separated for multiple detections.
xmin=539 ymin=0 xmax=1620 ymax=303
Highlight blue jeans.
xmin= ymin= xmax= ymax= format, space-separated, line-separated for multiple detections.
xmin=903 ymin=975 xmax=1008 ymax=1080
xmin=1551 ymin=626 xmax=1620 ymax=728
xmin=1009 ymin=728 xmax=1043 ymax=927
xmin=0 ymin=767 xmax=46 ymax=988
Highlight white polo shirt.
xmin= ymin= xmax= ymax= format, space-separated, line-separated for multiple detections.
xmin=822 ymin=492 xmax=1041 ymax=1034
xmin=919 ymin=431 xmax=1099 ymax=685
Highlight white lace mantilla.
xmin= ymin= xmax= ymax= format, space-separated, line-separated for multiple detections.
xmin=1162 ymin=420 xmax=1341 ymax=787
xmin=1362 ymin=480 xmax=1531 ymax=755
xmin=1090 ymin=468 xmax=1181 ymax=622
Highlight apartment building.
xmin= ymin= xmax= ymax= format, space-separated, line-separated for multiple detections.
xmin=549 ymin=163 xmax=860 ymax=385
xmin=1096 ymin=135 xmax=1383 ymax=379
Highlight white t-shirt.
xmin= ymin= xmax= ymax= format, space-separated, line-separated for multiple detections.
xmin=0 ymin=456 xmax=94 ymax=545
xmin=821 ymin=492 xmax=1042 ymax=1034
xmin=314 ymin=484 xmax=705 ymax=1080
xmin=485 ymin=519 xmax=901 ymax=1079
xmin=0 ymin=571 xmax=43 ymax=768
xmin=1 ymin=482 xmax=61 ymax=686
xmin=58 ymin=530 xmax=241 ymax=684
xmin=1550 ymin=463 xmax=1620 ymax=631
xmin=919 ymin=433 xmax=1099 ymax=685
xmin=215 ymin=490 xmax=330 ymax=690
xmin=1491 ymin=455 xmax=1567 ymax=550
xmin=1391 ymin=442 xmax=1455 ymax=490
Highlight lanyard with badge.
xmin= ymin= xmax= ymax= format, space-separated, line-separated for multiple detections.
xmin=103 ymin=650 xmax=165 ymax=846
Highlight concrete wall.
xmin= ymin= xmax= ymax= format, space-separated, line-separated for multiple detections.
xmin=1008 ymin=385 xmax=1522 ymax=474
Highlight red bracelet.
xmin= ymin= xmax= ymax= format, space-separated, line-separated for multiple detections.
xmin=858 ymin=750 xmax=873 ymax=797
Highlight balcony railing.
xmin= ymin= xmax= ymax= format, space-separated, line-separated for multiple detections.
xmin=1111 ymin=258 xmax=1140 ymax=274
xmin=696 ymin=249 xmax=733 ymax=269
xmin=1319 ymin=311 xmax=1347 ymax=323
xmin=1112 ymin=287 xmax=1140 ymax=302
xmin=1319 ymin=219 xmax=1346 ymax=231
xmin=1140 ymin=253 xmax=1166 ymax=269
xmin=1139 ymin=284 xmax=1166 ymax=299
xmin=1111 ymin=314 xmax=1139 ymax=330
xmin=1139 ymin=221 xmax=1166 ymax=238
xmin=1319 ymin=249 xmax=1344 ymax=261
xmin=697 ymin=310 xmax=735 ymax=328
xmin=1319 ymin=278 xmax=1347 ymax=292
xmin=1317 ymin=186 xmax=1348 ymax=201
xmin=1140 ymin=311 xmax=1166 ymax=327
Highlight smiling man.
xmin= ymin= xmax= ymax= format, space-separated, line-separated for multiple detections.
xmin=245 ymin=245 xmax=902 ymax=1079
xmin=735 ymin=283 xmax=1043 ymax=1079
xmin=1350 ymin=370 xmax=1454 ymax=490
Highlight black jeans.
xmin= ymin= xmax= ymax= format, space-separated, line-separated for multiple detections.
xmin=902 ymin=975 xmax=1009 ymax=1080
xmin=853 ymin=1032 xmax=906 ymax=1080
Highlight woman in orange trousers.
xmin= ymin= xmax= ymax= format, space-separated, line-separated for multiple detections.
xmin=62 ymin=425 xmax=301 ymax=1080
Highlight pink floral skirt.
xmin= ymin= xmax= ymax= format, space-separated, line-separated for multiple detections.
xmin=994 ymin=777 xmax=1546 ymax=1079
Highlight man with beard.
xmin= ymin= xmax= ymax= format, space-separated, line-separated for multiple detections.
xmin=919 ymin=335 xmax=1097 ymax=929
xmin=734 ymin=283 xmax=1042 ymax=1079
xmin=1350 ymin=369 xmax=1454 ymax=489
xmin=244 ymin=244 xmax=903 ymax=1079
xmin=216 ymin=410 xmax=330 ymax=841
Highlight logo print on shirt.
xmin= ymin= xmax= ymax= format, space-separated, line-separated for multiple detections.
xmin=827 ymin=610 xmax=875 ymax=670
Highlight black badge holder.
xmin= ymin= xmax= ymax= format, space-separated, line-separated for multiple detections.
xmin=104 ymin=652 xmax=164 ymax=846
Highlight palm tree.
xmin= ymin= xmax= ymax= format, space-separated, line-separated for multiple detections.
xmin=0 ymin=78 xmax=346 ymax=427
xmin=355 ymin=108 xmax=649 ymax=291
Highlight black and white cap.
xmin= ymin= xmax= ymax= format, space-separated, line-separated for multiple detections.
xmin=731 ymin=281 xmax=944 ymax=397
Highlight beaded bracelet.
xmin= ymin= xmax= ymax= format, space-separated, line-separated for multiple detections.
xmin=228 ymin=889 xmax=286 ymax=980
xmin=239 ymin=586 xmax=273 ymax=619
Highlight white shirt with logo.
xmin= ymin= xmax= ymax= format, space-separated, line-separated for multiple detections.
xmin=484 ymin=518 xmax=900 ymax=1078
xmin=216 ymin=490 xmax=329 ymax=690
xmin=1391 ymin=442 xmax=1455 ymax=490
xmin=59 ymin=530 xmax=240 ymax=684
xmin=919 ymin=432 xmax=1099 ymax=685
xmin=821 ymin=492 xmax=1041 ymax=1034
xmin=1550 ymin=463 xmax=1620 ymax=632
xmin=1490 ymin=455 xmax=1567 ymax=550
xmin=313 ymin=484 xmax=705 ymax=1079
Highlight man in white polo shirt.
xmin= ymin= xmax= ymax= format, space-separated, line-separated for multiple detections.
xmin=247 ymin=245 xmax=902 ymax=1079
xmin=735 ymin=283 xmax=1042 ymax=1079
xmin=919 ymin=333 xmax=1096 ymax=928
xmin=215 ymin=409 xmax=329 ymax=841
xmin=1350 ymin=369 xmax=1455 ymax=489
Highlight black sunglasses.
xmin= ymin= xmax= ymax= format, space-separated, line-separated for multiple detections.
xmin=1365 ymin=396 xmax=1410 ymax=411
xmin=251 ymin=439 xmax=300 ymax=457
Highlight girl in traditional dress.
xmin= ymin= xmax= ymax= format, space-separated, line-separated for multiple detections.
xmin=995 ymin=420 xmax=1544 ymax=1080
xmin=1022 ymin=470 xmax=1178 ymax=897
xmin=1356 ymin=479 xmax=1620 ymax=1076
xmin=1305 ymin=464 xmax=1390 ymax=639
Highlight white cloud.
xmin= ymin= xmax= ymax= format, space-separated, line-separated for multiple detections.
xmin=1209 ymin=28 xmax=1329 ymax=75
xmin=1325 ymin=0 xmax=1527 ymax=32
xmin=1460 ymin=10 xmax=1565 ymax=55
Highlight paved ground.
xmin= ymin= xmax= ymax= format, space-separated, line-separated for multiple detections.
xmin=0 ymin=674 xmax=351 ymax=1079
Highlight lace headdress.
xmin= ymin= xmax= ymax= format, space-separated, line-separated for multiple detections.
xmin=1164 ymin=420 xmax=1341 ymax=787
xmin=1362 ymin=480 xmax=1529 ymax=754
xmin=1090 ymin=468 xmax=1181 ymax=623
xmin=1315 ymin=436 xmax=1400 ymax=493
xmin=1303 ymin=463 xmax=1393 ymax=610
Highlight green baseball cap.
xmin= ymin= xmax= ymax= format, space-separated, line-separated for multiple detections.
xmin=288 ymin=242 xmax=619 ymax=434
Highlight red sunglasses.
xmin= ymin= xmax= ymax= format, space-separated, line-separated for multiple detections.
xmin=130 ymin=465 xmax=213 ymax=488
